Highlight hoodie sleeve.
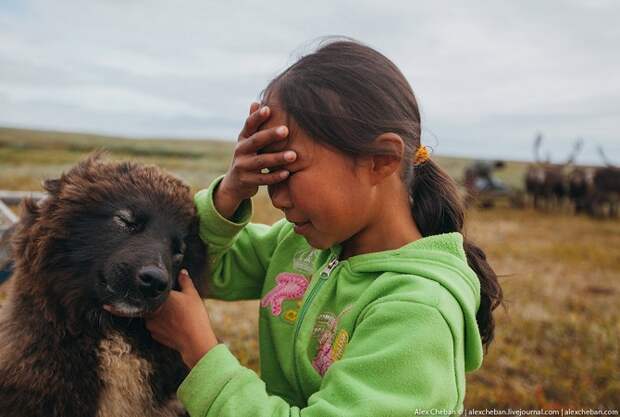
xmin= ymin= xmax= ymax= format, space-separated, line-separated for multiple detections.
xmin=177 ymin=300 xmax=463 ymax=417
xmin=194 ymin=175 xmax=287 ymax=301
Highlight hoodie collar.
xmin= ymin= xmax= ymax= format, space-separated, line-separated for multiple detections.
xmin=340 ymin=232 xmax=468 ymax=267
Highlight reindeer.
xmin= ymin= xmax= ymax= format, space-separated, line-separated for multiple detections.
xmin=565 ymin=139 xmax=594 ymax=215
xmin=524 ymin=134 xmax=547 ymax=209
xmin=568 ymin=166 xmax=594 ymax=215
xmin=524 ymin=134 xmax=577 ymax=211
xmin=540 ymin=163 xmax=567 ymax=211
xmin=588 ymin=147 xmax=620 ymax=218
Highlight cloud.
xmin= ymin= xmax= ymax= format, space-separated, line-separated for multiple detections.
xmin=0 ymin=0 xmax=618 ymax=165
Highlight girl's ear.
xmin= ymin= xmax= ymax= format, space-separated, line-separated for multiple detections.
xmin=369 ymin=133 xmax=405 ymax=184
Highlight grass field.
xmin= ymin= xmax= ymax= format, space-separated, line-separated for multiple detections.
xmin=1 ymin=127 xmax=618 ymax=410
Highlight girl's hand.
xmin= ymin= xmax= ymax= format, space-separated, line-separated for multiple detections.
xmin=215 ymin=102 xmax=297 ymax=219
xmin=145 ymin=269 xmax=219 ymax=369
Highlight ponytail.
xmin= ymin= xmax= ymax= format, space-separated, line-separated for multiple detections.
xmin=410 ymin=160 xmax=503 ymax=349
xmin=409 ymin=160 xmax=464 ymax=236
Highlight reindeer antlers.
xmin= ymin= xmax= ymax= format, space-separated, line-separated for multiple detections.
xmin=533 ymin=133 xmax=543 ymax=163
xmin=597 ymin=146 xmax=615 ymax=168
xmin=566 ymin=138 xmax=584 ymax=165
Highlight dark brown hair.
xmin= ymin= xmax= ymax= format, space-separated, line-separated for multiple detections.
xmin=261 ymin=38 xmax=503 ymax=348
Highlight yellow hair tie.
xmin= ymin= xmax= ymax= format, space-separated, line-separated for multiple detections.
xmin=413 ymin=145 xmax=430 ymax=166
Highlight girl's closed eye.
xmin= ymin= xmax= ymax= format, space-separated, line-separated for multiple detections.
xmin=283 ymin=166 xmax=301 ymax=178
xmin=263 ymin=165 xmax=298 ymax=177
xmin=262 ymin=167 xmax=293 ymax=176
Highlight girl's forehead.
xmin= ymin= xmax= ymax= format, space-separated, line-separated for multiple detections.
xmin=258 ymin=104 xmax=347 ymax=166
xmin=260 ymin=102 xmax=288 ymax=126
xmin=259 ymin=111 xmax=312 ymax=156
xmin=261 ymin=126 xmax=308 ymax=157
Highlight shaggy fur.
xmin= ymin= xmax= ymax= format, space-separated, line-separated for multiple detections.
xmin=0 ymin=153 xmax=207 ymax=417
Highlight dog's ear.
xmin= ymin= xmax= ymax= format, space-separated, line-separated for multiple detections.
xmin=17 ymin=197 xmax=40 ymax=227
xmin=42 ymin=151 xmax=108 ymax=197
xmin=181 ymin=218 xmax=208 ymax=297
xmin=11 ymin=197 xmax=42 ymax=267
xmin=77 ymin=150 xmax=108 ymax=169
xmin=0 ymin=223 xmax=16 ymax=273
xmin=42 ymin=178 xmax=62 ymax=196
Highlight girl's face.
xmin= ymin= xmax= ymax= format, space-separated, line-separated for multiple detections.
xmin=260 ymin=106 xmax=374 ymax=250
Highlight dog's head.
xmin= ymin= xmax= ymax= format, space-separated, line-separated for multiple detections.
xmin=12 ymin=152 xmax=207 ymax=329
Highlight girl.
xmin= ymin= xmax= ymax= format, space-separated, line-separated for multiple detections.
xmin=145 ymin=39 xmax=502 ymax=416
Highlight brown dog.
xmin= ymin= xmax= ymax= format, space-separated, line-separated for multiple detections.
xmin=0 ymin=153 xmax=207 ymax=417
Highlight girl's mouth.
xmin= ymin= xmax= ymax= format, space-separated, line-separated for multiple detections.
xmin=293 ymin=221 xmax=311 ymax=234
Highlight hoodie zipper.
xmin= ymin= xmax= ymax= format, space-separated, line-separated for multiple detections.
xmin=292 ymin=256 xmax=339 ymax=397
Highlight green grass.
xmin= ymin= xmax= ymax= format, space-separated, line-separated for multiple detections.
xmin=0 ymin=126 xmax=532 ymax=192
xmin=1 ymin=126 xmax=618 ymax=409
xmin=0 ymin=127 xmax=233 ymax=191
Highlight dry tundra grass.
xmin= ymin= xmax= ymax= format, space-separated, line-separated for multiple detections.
xmin=1 ymin=128 xmax=618 ymax=410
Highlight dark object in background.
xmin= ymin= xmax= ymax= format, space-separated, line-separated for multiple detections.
xmin=590 ymin=166 xmax=620 ymax=217
xmin=464 ymin=160 xmax=509 ymax=193
xmin=463 ymin=160 xmax=522 ymax=209
xmin=0 ymin=225 xmax=15 ymax=285
xmin=0 ymin=261 xmax=13 ymax=285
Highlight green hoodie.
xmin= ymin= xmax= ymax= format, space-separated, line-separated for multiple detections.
xmin=177 ymin=176 xmax=484 ymax=416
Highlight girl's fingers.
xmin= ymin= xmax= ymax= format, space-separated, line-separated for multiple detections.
xmin=239 ymin=170 xmax=290 ymax=186
xmin=239 ymin=105 xmax=270 ymax=140
xmin=178 ymin=269 xmax=199 ymax=297
xmin=239 ymin=150 xmax=297 ymax=172
xmin=235 ymin=125 xmax=288 ymax=156
xmin=249 ymin=101 xmax=260 ymax=116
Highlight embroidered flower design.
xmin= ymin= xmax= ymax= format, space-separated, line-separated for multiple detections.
xmin=311 ymin=305 xmax=353 ymax=376
xmin=260 ymin=273 xmax=309 ymax=316
xmin=312 ymin=330 xmax=335 ymax=376
xmin=283 ymin=309 xmax=298 ymax=323
xmin=331 ymin=329 xmax=349 ymax=361
xmin=293 ymin=248 xmax=319 ymax=274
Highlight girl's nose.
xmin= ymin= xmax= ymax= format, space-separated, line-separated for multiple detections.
xmin=268 ymin=182 xmax=293 ymax=210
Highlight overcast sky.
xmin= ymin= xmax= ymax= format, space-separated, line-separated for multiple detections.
xmin=1 ymin=0 xmax=618 ymax=165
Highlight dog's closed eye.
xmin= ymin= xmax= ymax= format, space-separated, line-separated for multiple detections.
xmin=113 ymin=209 xmax=141 ymax=232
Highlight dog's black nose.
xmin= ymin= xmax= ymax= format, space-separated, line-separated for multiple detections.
xmin=137 ymin=266 xmax=169 ymax=298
